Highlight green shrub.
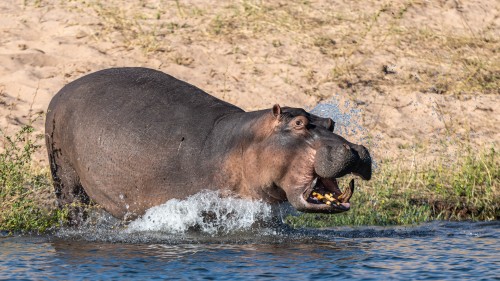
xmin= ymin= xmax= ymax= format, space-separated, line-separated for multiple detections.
xmin=1 ymin=124 xmax=498 ymax=232
xmin=0 ymin=125 xmax=68 ymax=233
xmin=286 ymin=147 xmax=499 ymax=227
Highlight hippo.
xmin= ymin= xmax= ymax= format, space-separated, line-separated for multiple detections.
xmin=45 ymin=67 xmax=371 ymax=221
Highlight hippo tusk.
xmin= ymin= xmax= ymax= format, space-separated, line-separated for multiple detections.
xmin=338 ymin=179 xmax=355 ymax=203
xmin=311 ymin=177 xmax=318 ymax=188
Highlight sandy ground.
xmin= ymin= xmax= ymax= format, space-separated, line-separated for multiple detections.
xmin=0 ymin=0 xmax=498 ymax=165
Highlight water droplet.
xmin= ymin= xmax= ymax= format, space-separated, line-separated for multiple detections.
xmin=127 ymin=190 xmax=274 ymax=235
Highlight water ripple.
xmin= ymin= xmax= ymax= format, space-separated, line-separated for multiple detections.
xmin=1 ymin=221 xmax=498 ymax=280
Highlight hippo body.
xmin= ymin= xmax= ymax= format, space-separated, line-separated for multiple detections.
xmin=45 ymin=67 xmax=371 ymax=220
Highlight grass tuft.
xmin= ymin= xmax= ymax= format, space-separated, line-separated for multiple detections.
xmin=0 ymin=124 xmax=497 ymax=232
xmin=286 ymin=147 xmax=499 ymax=228
xmin=90 ymin=1 xmax=162 ymax=53
xmin=0 ymin=125 xmax=68 ymax=234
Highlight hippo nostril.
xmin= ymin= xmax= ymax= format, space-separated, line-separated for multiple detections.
xmin=327 ymin=119 xmax=334 ymax=132
xmin=352 ymin=144 xmax=368 ymax=157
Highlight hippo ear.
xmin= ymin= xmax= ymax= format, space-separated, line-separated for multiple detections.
xmin=272 ymin=104 xmax=281 ymax=118
xmin=327 ymin=118 xmax=335 ymax=132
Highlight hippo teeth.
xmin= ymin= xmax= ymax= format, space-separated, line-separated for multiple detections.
xmin=306 ymin=177 xmax=356 ymax=205
xmin=338 ymin=179 xmax=355 ymax=203
xmin=306 ymin=177 xmax=339 ymax=205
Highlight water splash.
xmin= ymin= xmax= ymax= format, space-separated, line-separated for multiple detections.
xmin=56 ymin=191 xmax=289 ymax=243
xmin=310 ymin=97 xmax=379 ymax=169
xmin=56 ymin=100 xmax=377 ymax=242
xmin=127 ymin=191 xmax=275 ymax=235
xmin=310 ymin=97 xmax=365 ymax=139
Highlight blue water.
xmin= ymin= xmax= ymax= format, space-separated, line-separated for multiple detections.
xmin=1 ymin=221 xmax=499 ymax=280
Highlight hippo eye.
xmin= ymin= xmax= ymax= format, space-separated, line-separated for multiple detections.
xmin=293 ymin=117 xmax=308 ymax=130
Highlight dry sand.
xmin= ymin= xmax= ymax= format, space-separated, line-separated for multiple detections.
xmin=1 ymin=0 xmax=498 ymax=165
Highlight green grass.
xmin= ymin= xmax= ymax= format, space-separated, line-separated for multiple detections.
xmin=0 ymin=125 xmax=68 ymax=234
xmin=1 ymin=123 xmax=497 ymax=233
xmin=286 ymin=147 xmax=499 ymax=228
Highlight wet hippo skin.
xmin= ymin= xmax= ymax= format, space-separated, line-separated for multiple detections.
xmin=45 ymin=67 xmax=372 ymax=221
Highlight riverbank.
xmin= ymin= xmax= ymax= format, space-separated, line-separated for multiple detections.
xmin=1 ymin=124 xmax=498 ymax=232
xmin=287 ymin=145 xmax=499 ymax=227
xmin=1 ymin=0 xmax=499 ymax=232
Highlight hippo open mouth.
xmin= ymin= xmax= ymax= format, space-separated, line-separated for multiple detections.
xmin=292 ymin=139 xmax=372 ymax=213
xmin=301 ymin=175 xmax=355 ymax=212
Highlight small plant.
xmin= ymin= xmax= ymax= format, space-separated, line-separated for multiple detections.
xmin=286 ymin=147 xmax=499 ymax=227
xmin=89 ymin=1 xmax=162 ymax=53
xmin=0 ymin=125 xmax=68 ymax=233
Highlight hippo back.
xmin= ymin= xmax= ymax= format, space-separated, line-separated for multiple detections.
xmin=45 ymin=67 xmax=243 ymax=218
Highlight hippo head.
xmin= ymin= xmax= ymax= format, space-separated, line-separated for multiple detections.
xmin=249 ymin=104 xmax=372 ymax=213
